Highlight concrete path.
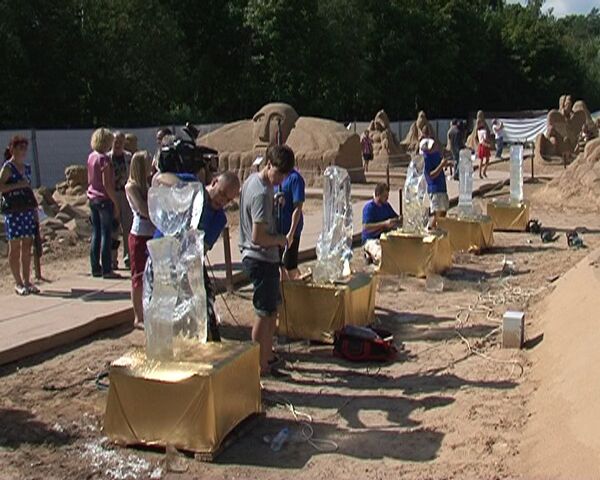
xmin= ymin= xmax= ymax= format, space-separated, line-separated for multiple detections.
xmin=0 ymin=273 xmax=133 ymax=366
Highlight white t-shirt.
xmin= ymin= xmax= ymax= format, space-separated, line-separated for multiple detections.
xmin=477 ymin=129 xmax=488 ymax=144
xmin=493 ymin=123 xmax=504 ymax=139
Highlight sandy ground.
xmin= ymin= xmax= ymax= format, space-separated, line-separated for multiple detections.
xmin=1 ymin=165 xmax=598 ymax=479
xmin=518 ymin=247 xmax=600 ymax=479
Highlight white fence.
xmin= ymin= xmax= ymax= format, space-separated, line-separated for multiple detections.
xmin=0 ymin=124 xmax=224 ymax=188
xmin=3 ymin=111 xmax=598 ymax=188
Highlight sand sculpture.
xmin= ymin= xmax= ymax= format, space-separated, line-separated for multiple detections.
xmin=534 ymin=95 xmax=598 ymax=163
xmin=466 ymin=110 xmax=493 ymax=151
xmin=535 ymin=137 xmax=600 ymax=209
xmin=364 ymin=110 xmax=410 ymax=168
xmin=402 ymin=110 xmax=440 ymax=153
xmin=199 ymin=102 xmax=365 ymax=184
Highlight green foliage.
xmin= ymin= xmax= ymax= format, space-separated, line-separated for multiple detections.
xmin=0 ymin=0 xmax=598 ymax=128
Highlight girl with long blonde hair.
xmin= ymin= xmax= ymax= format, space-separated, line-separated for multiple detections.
xmin=125 ymin=150 xmax=155 ymax=328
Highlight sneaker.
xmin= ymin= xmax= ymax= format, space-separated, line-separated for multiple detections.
xmin=14 ymin=284 xmax=29 ymax=296
xmin=25 ymin=283 xmax=40 ymax=294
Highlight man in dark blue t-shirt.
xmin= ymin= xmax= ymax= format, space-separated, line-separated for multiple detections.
xmin=276 ymin=168 xmax=305 ymax=279
xmin=422 ymin=139 xmax=449 ymax=229
xmin=362 ymin=183 xmax=400 ymax=263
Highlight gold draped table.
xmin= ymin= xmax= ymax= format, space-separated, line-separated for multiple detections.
xmin=486 ymin=199 xmax=530 ymax=232
xmin=378 ymin=230 xmax=452 ymax=277
xmin=278 ymin=272 xmax=377 ymax=343
xmin=437 ymin=215 xmax=494 ymax=253
xmin=104 ymin=341 xmax=261 ymax=455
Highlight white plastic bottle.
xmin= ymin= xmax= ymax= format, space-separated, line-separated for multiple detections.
xmin=270 ymin=427 xmax=290 ymax=452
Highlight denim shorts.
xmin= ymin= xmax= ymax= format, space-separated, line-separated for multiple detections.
xmin=242 ymin=257 xmax=281 ymax=317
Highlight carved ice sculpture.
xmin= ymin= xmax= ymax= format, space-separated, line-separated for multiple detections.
xmin=313 ymin=166 xmax=353 ymax=283
xmin=143 ymin=182 xmax=208 ymax=361
xmin=458 ymin=148 xmax=474 ymax=215
xmin=402 ymin=156 xmax=428 ymax=233
xmin=510 ymin=145 xmax=524 ymax=202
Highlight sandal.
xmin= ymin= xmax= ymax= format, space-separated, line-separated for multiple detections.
xmin=15 ymin=284 xmax=29 ymax=296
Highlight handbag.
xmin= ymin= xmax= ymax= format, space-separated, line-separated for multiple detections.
xmin=333 ymin=325 xmax=397 ymax=362
xmin=0 ymin=187 xmax=38 ymax=213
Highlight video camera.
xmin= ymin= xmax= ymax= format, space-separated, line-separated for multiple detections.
xmin=158 ymin=122 xmax=219 ymax=177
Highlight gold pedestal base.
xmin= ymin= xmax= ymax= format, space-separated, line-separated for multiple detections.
xmin=487 ymin=200 xmax=530 ymax=232
xmin=103 ymin=341 xmax=261 ymax=455
xmin=438 ymin=215 xmax=494 ymax=253
xmin=378 ymin=230 xmax=452 ymax=277
xmin=278 ymin=272 xmax=377 ymax=343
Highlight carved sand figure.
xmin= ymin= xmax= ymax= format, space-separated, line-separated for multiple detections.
xmin=534 ymin=94 xmax=598 ymax=164
xmin=364 ymin=109 xmax=410 ymax=168
xmin=199 ymin=102 xmax=365 ymax=185
xmin=402 ymin=110 xmax=439 ymax=153
xmin=535 ymin=137 xmax=600 ymax=210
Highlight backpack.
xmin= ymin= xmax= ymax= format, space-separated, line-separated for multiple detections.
xmin=333 ymin=325 xmax=397 ymax=362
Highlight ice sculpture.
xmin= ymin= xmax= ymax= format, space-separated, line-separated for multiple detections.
xmin=143 ymin=182 xmax=208 ymax=361
xmin=313 ymin=166 xmax=353 ymax=283
xmin=458 ymin=148 xmax=474 ymax=215
xmin=402 ymin=156 xmax=428 ymax=233
xmin=510 ymin=145 xmax=524 ymax=202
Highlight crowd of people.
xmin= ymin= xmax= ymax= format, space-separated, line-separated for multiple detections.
xmin=0 ymin=125 xmax=308 ymax=376
xmin=360 ymin=118 xmax=507 ymax=178
xmin=2 ymin=113 xmax=596 ymax=377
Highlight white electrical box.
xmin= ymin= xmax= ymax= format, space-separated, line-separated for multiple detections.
xmin=502 ymin=310 xmax=525 ymax=349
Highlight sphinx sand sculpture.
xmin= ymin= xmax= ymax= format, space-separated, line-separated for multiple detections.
xmin=199 ymin=103 xmax=365 ymax=184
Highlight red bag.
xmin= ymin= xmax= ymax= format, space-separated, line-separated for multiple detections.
xmin=333 ymin=325 xmax=397 ymax=362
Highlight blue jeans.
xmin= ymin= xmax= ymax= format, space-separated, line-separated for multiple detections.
xmin=90 ymin=199 xmax=114 ymax=275
xmin=495 ymin=137 xmax=504 ymax=158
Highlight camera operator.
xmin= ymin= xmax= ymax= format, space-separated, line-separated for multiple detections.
xmin=152 ymin=127 xmax=240 ymax=341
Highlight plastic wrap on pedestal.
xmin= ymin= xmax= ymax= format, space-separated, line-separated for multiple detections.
xmin=313 ymin=166 xmax=353 ymax=283
xmin=402 ymin=156 xmax=428 ymax=233
xmin=175 ymin=229 xmax=207 ymax=344
xmin=148 ymin=182 xmax=204 ymax=237
xmin=510 ymin=145 xmax=524 ymax=203
xmin=144 ymin=237 xmax=179 ymax=361
xmin=458 ymin=148 xmax=473 ymax=215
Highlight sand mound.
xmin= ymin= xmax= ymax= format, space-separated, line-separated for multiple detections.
xmin=519 ymin=248 xmax=600 ymax=478
xmin=200 ymin=114 xmax=364 ymax=185
xmin=533 ymin=138 xmax=600 ymax=209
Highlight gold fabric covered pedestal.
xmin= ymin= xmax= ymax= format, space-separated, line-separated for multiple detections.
xmin=486 ymin=199 xmax=530 ymax=232
xmin=103 ymin=341 xmax=261 ymax=455
xmin=438 ymin=215 xmax=494 ymax=253
xmin=278 ymin=272 xmax=377 ymax=343
xmin=378 ymin=230 xmax=452 ymax=277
